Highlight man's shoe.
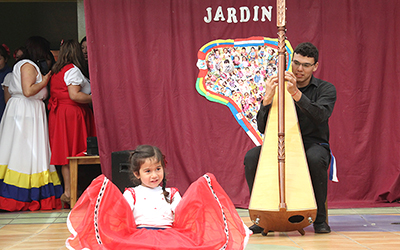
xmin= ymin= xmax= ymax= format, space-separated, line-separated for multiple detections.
xmin=249 ymin=224 xmax=264 ymax=234
xmin=313 ymin=222 xmax=331 ymax=233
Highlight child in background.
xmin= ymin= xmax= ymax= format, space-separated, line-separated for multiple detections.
xmin=66 ymin=145 xmax=251 ymax=250
xmin=0 ymin=44 xmax=12 ymax=118
xmin=123 ymin=145 xmax=182 ymax=229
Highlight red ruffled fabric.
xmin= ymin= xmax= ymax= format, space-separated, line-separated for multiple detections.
xmin=0 ymin=195 xmax=61 ymax=211
xmin=66 ymin=173 xmax=250 ymax=250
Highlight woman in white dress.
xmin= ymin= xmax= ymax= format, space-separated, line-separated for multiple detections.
xmin=0 ymin=36 xmax=63 ymax=211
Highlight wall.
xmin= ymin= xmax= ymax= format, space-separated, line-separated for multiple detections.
xmin=0 ymin=1 xmax=78 ymax=65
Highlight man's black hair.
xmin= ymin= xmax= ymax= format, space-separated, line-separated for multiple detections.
xmin=294 ymin=42 xmax=319 ymax=63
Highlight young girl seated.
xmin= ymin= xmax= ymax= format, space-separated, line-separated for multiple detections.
xmin=66 ymin=145 xmax=251 ymax=250
xmin=122 ymin=145 xmax=182 ymax=229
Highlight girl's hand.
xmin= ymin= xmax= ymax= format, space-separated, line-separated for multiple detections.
xmin=42 ymin=70 xmax=52 ymax=86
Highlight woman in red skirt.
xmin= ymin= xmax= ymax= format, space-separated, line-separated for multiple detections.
xmin=48 ymin=40 xmax=96 ymax=207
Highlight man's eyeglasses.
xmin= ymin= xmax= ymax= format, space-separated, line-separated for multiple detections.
xmin=292 ymin=60 xmax=315 ymax=68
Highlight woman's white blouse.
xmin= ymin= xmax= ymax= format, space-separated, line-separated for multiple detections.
xmin=64 ymin=65 xmax=91 ymax=94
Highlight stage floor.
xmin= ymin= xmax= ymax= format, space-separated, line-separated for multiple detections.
xmin=0 ymin=207 xmax=399 ymax=249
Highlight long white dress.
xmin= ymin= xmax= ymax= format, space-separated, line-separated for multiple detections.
xmin=0 ymin=59 xmax=62 ymax=211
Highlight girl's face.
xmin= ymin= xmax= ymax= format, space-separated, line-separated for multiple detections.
xmin=134 ymin=158 xmax=164 ymax=189
xmin=81 ymin=41 xmax=88 ymax=60
xmin=14 ymin=49 xmax=23 ymax=61
xmin=0 ymin=55 xmax=6 ymax=70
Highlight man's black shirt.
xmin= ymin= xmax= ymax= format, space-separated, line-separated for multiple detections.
xmin=256 ymin=75 xmax=337 ymax=148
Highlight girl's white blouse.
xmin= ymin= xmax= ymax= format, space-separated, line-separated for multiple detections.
xmin=123 ymin=185 xmax=182 ymax=227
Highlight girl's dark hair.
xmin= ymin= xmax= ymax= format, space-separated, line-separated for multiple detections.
xmin=21 ymin=36 xmax=55 ymax=68
xmin=51 ymin=39 xmax=88 ymax=78
xmin=0 ymin=44 xmax=10 ymax=61
xmin=80 ymin=36 xmax=87 ymax=45
xmin=129 ymin=145 xmax=170 ymax=203
xmin=13 ymin=46 xmax=25 ymax=62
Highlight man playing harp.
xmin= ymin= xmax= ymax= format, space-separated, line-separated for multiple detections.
xmin=244 ymin=42 xmax=336 ymax=234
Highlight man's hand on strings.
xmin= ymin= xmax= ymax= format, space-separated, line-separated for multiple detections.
xmin=285 ymin=71 xmax=301 ymax=101
xmin=262 ymin=74 xmax=278 ymax=106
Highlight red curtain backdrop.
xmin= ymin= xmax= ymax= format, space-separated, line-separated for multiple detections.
xmin=84 ymin=0 xmax=400 ymax=208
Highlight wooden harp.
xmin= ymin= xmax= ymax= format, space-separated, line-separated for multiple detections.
xmin=248 ymin=0 xmax=317 ymax=235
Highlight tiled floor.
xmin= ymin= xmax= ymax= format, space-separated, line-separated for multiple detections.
xmin=0 ymin=207 xmax=400 ymax=249
xmin=240 ymin=207 xmax=400 ymax=250
xmin=0 ymin=210 xmax=69 ymax=250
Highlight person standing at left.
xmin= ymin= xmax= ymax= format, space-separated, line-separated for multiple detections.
xmin=48 ymin=39 xmax=96 ymax=207
xmin=0 ymin=36 xmax=63 ymax=211
xmin=80 ymin=37 xmax=89 ymax=79
xmin=0 ymin=44 xmax=12 ymax=119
